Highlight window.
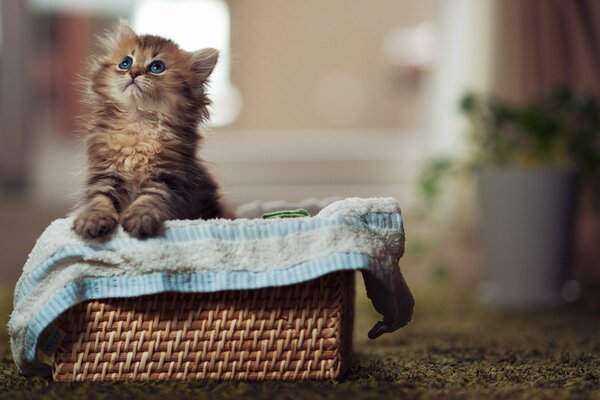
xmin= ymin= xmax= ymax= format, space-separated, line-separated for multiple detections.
xmin=132 ymin=0 xmax=241 ymax=127
xmin=28 ymin=0 xmax=242 ymax=127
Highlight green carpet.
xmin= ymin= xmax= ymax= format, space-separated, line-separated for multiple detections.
xmin=1 ymin=283 xmax=599 ymax=400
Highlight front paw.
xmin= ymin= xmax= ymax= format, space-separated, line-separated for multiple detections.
xmin=73 ymin=209 xmax=118 ymax=240
xmin=121 ymin=208 xmax=165 ymax=238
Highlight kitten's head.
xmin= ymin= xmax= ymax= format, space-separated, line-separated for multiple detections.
xmin=90 ymin=21 xmax=218 ymax=118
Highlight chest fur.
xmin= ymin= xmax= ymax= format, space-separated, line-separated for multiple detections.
xmin=99 ymin=128 xmax=164 ymax=175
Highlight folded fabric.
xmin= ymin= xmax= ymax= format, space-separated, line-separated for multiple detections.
xmin=9 ymin=197 xmax=414 ymax=376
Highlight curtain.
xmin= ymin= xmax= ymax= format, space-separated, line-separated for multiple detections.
xmin=496 ymin=0 xmax=600 ymax=284
xmin=496 ymin=0 xmax=600 ymax=102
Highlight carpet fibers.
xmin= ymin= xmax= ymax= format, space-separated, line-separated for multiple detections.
xmin=1 ymin=282 xmax=599 ymax=399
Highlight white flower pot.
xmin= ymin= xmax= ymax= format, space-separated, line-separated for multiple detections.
xmin=478 ymin=167 xmax=577 ymax=307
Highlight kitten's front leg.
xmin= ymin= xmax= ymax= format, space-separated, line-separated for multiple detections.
xmin=121 ymin=181 xmax=171 ymax=238
xmin=73 ymin=174 xmax=122 ymax=239
xmin=73 ymin=193 xmax=119 ymax=240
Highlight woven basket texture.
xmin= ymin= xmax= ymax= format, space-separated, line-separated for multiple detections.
xmin=51 ymin=272 xmax=355 ymax=381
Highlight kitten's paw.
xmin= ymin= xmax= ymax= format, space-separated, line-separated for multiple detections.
xmin=73 ymin=209 xmax=118 ymax=240
xmin=121 ymin=208 xmax=164 ymax=238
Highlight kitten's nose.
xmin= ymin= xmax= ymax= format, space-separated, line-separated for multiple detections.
xmin=129 ymin=70 xmax=142 ymax=79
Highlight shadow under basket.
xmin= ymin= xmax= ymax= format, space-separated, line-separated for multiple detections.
xmin=51 ymin=272 xmax=355 ymax=381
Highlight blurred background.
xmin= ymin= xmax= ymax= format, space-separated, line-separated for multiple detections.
xmin=0 ymin=0 xmax=599 ymax=304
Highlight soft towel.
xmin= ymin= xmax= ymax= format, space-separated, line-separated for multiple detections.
xmin=9 ymin=197 xmax=414 ymax=376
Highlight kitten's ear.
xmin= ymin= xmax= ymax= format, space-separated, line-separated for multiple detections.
xmin=99 ymin=20 xmax=136 ymax=50
xmin=114 ymin=19 xmax=136 ymax=42
xmin=191 ymin=48 xmax=219 ymax=82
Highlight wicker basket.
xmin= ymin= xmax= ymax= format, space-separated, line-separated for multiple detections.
xmin=51 ymin=272 xmax=355 ymax=381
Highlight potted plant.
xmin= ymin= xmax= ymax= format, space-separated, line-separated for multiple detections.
xmin=419 ymin=89 xmax=600 ymax=307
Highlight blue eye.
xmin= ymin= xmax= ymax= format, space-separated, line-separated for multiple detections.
xmin=118 ymin=56 xmax=133 ymax=70
xmin=148 ymin=61 xmax=166 ymax=74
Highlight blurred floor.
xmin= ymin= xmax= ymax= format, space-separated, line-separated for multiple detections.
xmin=0 ymin=284 xmax=598 ymax=399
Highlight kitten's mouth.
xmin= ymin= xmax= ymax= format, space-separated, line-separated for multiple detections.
xmin=124 ymin=80 xmax=142 ymax=93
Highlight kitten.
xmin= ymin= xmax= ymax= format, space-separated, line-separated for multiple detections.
xmin=73 ymin=21 xmax=227 ymax=240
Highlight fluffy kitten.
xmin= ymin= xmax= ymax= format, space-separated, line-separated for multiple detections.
xmin=73 ymin=22 xmax=226 ymax=240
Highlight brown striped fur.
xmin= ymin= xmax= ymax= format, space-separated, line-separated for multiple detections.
xmin=73 ymin=22 xmax=227 ymax=240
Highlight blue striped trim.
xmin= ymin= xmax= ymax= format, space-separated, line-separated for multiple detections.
xmin=26 ymin=252 xmax=393 ymax=365
xmin=16 ymin=212 xmax=401 ymax=305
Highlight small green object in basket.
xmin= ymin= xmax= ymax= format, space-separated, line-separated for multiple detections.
xmin=262 ymin=208 xmax=310 ymax=219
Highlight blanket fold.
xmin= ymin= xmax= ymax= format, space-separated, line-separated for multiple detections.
xmin=9 ymin=197 xmax=414 ymax=376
